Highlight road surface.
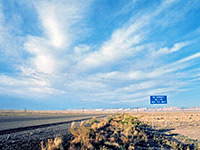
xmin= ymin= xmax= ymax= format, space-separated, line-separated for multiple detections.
xmin=0 ymin=113 xmax=108 ymax=150
xmin=0 ymin=113 xmax=106 ymax=135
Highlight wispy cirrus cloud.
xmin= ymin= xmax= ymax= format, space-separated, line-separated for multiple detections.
xmin=154 ymin=42 xmax=189 ymax=55
xmin=0 ymin=0 xmax=200 ymax=109
xmin=0 ymin=0 xmax=92 ymax=97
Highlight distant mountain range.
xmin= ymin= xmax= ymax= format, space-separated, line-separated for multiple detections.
xmin=79 ymin=106 xmax=200 ymax=112
xmin=1 ymin=106 xmax=200 ymax=113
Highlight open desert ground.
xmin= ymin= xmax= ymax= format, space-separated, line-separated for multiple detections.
xmin=131 ymin=111 xmax=200 ymax=141
xmin=0 ymin=110 xmax=200 ymax=149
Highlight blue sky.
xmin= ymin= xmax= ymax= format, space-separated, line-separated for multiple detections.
xmin=0 ymin=0 xmax=200 ymax=110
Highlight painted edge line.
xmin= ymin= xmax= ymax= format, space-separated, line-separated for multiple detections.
xmin=0 ymin=115 xmax=107 ymax=135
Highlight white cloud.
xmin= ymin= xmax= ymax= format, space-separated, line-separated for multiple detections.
xmin=35 ymin=0 xmax=89 ymax=48
xmin=0 ymin=0 xmax=199 ymax=106
xmin=77 ymin=16 xmax=147 ymax=70
xmin=128 ymin=71 xmax=145 ymax=80
xmin=34 ymin=55 xmax=56 ymax=74
xmin=24 ymin=36 xmax=58 ymax=74
xmin=178 ymin=52 xmax=200 ymax=63
xmin=93 ymin=60 xmax=190 ymax=82
xmin=76 ymin=0 xmax=182 ymax=71
xmin=110 ymin=83 xmax=188 ymax=104
xmin=78 ymin=34 xmax=144 ymax=70
xmin=23 ymin=0 xmax=91 ymax=75
xmin=0 ymin=74 xmax=65 ymax=97
xmin=155 ymin=42 xmax=189 ymax=55
xmin=35 ymin=1 xmax=66 ymax=48
xmin=0 ymin=0 xmax=92 ymax=98
xmin=28 ymin=87 xmax=65 ymax=95
xmin=74 ymin=44 xmax=91 ymax=55
xmin=111 ymin=97 xmax=147 ymax=104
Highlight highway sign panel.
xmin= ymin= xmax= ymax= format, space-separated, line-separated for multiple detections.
xmin=150 ymin=95 xmax=167 ymax=104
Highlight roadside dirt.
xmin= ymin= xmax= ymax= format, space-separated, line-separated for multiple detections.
xmin=0 ymin=111 xmax=199 ymax=150
xmin=172 ymin=128 xmax=200 ymax=141
xmin=132 ymin=111 xmax=200 ymax=142
xmin=0 ymin=122 xmax=72 ymax=150
xmin=0 ymin=113 xmax=107 ymax=150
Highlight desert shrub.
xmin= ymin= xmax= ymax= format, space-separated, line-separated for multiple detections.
xmin=41 ymin=114 xmax=198 ymax=150
xmin=41 ymin=137 xmax=63 ymax=150
xmin=90 ymin=117 xmax=98 ymax=124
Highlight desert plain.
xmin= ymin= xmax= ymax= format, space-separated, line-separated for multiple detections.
xmin=0 ymin=109 xmax=200 ymax=149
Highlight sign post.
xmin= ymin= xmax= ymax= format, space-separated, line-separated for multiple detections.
xmin=164 ymin=104 xmax=166 ymax=128
xmin=150 ymin=95 xmax=167 ymax=129
xmin=152 ymin=104 xmax=154 ymax=129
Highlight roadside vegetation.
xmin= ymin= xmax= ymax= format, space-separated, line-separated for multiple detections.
xmin=41 ymin=113 xmax=200 ymax=150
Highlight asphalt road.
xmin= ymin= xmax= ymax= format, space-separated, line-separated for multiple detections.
xmin=0 ymin=113 xmax=108 ymax=150
xmin=0 ymin=114 xmax=106 ymax=134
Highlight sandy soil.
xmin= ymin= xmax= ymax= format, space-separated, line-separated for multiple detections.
xmin=131 ymin=111 xmax=200 ymax=141
xmin=0 ymin=110 xmax=199 ymax=150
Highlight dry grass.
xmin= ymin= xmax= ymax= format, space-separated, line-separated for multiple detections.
xmin=131 ymin=111 xmax=200 ymax=140
xmin=41 ymin=137 xmax=64 ymax=150
xmin=133 ymin=111 xmax=200 ymax=128
xmin=41 ymin=113 xmax=200 ymax=150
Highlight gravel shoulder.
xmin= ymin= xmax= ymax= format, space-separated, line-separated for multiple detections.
xmin=0 ymin=122 xmax=72 ymax=150
xmin=0 ymin=114 xmax=104 ymax=131
xmin=0 ymin=113 xmax=108 ymax=150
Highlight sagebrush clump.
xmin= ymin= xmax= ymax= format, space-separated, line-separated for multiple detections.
xmin=41 ymin=137 xmax=64 ymax=150
xmin=41 ymin=113 xmax=199 ymax=150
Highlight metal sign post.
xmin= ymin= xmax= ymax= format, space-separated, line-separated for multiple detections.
xmin=150 ymin=95 xmax=167 ymax=129
xmin=152 ymin=104 xmax=154 ymax=129
xmin=164 ymin=104 xmax=166 ymax=128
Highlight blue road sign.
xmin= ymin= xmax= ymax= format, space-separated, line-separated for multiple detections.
xmin=150 ymin=95 xmax=167 ymax=104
